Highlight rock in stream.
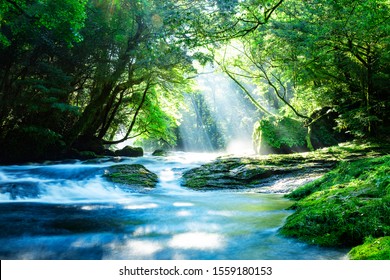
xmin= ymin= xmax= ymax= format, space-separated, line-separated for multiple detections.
xmin=182 ymin=154 xmax=337 ymax=192
xmin=104 ymin=164 xmax=158 ymax=189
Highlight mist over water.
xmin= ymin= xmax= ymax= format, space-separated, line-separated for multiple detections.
xmin=177 ymin=66 xmax=258 ymax=154
xmin=0 ymin=153 xmax=348 ymax=260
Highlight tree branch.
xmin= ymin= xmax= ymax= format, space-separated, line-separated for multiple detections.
xmin=217 ymin=60 xmax=274 ymax=116
xmin=103 ymin=78 xmax=152 ymax=145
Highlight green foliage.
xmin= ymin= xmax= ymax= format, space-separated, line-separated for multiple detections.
xmin=349 ymin=236 xmax=390 ymax=260
xmin=133 ymin=87 xmax=180 ymax=148
xmin=1 ymin=0 xmax=214 ymax=161
xmin=221 ymin=0 xmax=389 ymax=140
xmin=253 ymin=116 xmax=307 ymax=153
xmin=281 ymin=155 xmax=390 ymax=248
xmin=1 ymin=0 xmax=389 ymax=162
xmin=1 ymin=0 xmax=87 ymax=45
xmin=1 ymin=126 xmax=64 ymax=163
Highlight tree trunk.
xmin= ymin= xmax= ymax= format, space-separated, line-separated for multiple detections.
xmin=102 ymin=79 xmax=151 ymax=145
xmin=65 ymin=80 xmax=113 ymax=143
xmin=366 ymin=49 xmax=373 ymax=135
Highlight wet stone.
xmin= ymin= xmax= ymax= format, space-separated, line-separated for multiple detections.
xmin=103 ymin=164 xmax=158 ymax=189
xmin=181 ymin=155 xmax=335 ymax=192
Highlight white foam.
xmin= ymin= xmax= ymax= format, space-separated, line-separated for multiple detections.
xmin=123 ymin=203 xmax=158 ymax=210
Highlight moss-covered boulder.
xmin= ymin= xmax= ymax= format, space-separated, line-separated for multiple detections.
xmin=252 ymin=109 xmax=350 ymax=155
xmin=182 ymin=142 xmax=388 ymax=192
xmin=182 ymin=154 xmax=334 ymax=191
xmin=114 ymin=146 xmax=143 ymax=157
xmin=104 ymin=164 xmax=158 ymax=189
xmin=253 ymin=117 xmax=308 ymax=155
xmin=152 ymin=149 xmax=167 ymax=156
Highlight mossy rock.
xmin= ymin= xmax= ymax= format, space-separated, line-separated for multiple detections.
xmin=183 ymin=142 xmax=390 ymax=193
xmin=152 ymin=149 xmax=167 ymax=156
xmin=349 ymin=236 xmax=390 ymax=260
xmin=182 ymin=156 xmax=324 ymax=191
xmin=253 ymin=116 xmax=308 ymax=155
xmin=114 ymin=146 xmax=144 ymax=157
xmin=104 ymin=164 xmax=158 ymax=189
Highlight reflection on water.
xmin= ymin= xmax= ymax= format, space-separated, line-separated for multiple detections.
xmin=168 ymin=232 xmax=225 ymax=250
xmin=0 ymin=153 xmax=349 ymax=260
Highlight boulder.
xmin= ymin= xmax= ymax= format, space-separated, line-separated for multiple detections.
xmin=182 ymin=157 xmax=286 ymax=190
xmin=104 ymin=164 xmax=158 ymax=189
xmin=114 ymin=146 xmax=144 ymax=157
xmin=182 ymin=154 xmax=337 ymax=191
xmin=253 ymin=117 xmax=308 ymax=155
xmin=152 ymin=149 xmax=167 ymax=156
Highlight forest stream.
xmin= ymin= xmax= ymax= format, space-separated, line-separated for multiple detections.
xmin=0 ymin=152 xmax=349 ymax=260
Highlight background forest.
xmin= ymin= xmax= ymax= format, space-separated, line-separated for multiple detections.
xmin=0 ymin=0 xmax=389 ymax=163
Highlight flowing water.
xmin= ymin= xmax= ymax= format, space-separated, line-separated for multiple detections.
xmin=0 ymin=152 xmax=348 ymax=260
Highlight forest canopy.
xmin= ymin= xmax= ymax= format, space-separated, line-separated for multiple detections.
xmin=0 ymin=0 xmax=389 ymax=163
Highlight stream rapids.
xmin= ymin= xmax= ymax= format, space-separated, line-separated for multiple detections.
xmin=0 ymin=152 xmax=348 ymax=260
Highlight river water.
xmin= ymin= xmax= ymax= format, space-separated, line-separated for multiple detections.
xmin=0 ymin=152 xmax=347 ymax=260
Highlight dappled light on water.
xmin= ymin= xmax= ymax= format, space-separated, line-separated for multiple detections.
xmin=107 ymin=240 xmax=164 ymax=259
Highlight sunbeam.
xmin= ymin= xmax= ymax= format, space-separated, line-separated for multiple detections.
xmin=177 ymin=64 xmax=258 ymax=154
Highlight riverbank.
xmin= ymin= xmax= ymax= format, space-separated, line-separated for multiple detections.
xmin=181 ymin=141 xmax=390 ymax=259
xmin=280 ymin=154 xmax=390 ymax=259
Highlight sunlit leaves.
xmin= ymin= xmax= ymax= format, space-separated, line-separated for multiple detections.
xmin=221 ymin=0 xmax=389 ymax=137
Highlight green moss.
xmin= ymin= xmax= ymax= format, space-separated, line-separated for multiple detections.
xmin=183 ymin=178 xmax=208 ymax=189
xmin=349 ymin=236 xmax=390 ymax=260
xmin=280 ymin=155 xmax=390 ymax=249
xmin=104 ymin=164 xmax=158 ymax=188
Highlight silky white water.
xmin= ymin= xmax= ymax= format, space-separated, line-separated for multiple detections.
xmin=0 ymin=152 xmax=348 ymax=259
